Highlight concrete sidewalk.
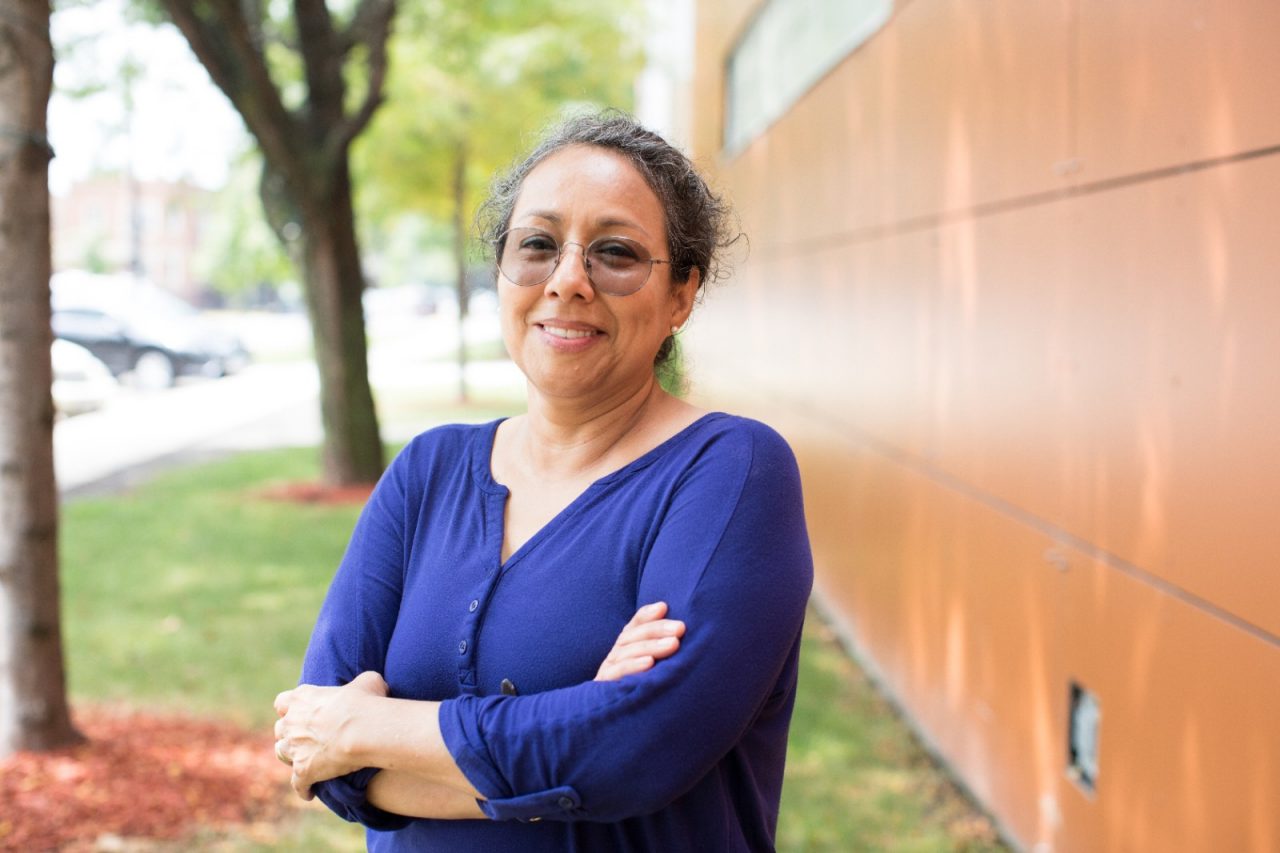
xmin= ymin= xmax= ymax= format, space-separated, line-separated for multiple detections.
xmin=55 ymin=361 xmax=319 ymax=498
xmin=56 ymin=357 xmax=524 ymax=499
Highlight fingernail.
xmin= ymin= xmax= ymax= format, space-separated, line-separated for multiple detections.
xmin=643 ymin=602 xmax=663 ymax=615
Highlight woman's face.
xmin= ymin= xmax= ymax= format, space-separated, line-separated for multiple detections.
xmin=499 ymin=144 xmax=697 ymax=403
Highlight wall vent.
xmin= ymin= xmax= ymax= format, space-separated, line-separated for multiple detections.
xmin=1067 ymin=681 xmax=1101 ymax=794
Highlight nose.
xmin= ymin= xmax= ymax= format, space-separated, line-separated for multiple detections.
xmin=544 ymin=242 xmax=595 ymax=301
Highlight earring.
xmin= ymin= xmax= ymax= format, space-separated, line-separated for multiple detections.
xmin=670 ymin=325 xmax=679 ymax=336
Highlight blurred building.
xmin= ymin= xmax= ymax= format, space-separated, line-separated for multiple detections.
xmin=635 ymin=0 xmax=696 ymax=150
xmin=685 ymin=1 xmax=1279 ymax=851
xmin=52 ymin=174 xmax=209 ymax=300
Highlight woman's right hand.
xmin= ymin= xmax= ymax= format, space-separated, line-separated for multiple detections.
xmin=594 ymin=601 xmax=686 ymax=682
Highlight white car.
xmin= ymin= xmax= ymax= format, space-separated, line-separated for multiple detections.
xmin=52 ymin=338 xmax=118 ymax=416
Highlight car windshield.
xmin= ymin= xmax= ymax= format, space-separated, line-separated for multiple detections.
xmin=130 ymin=287 xmax=199 ymax=321
xmin=52 ymin=273 xmax=200 ymax=322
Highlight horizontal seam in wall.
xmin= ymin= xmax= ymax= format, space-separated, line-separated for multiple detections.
xmin=790 ymin=396 xmax=1280 ymax=652
xmin=761 ymin=141 xmax=1280 ymax=260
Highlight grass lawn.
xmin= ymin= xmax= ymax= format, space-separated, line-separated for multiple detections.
xmin=60 ymin=445 xmax=1005 ymax=851
xmin=781 ymin=617 xmax=1005 ymax=852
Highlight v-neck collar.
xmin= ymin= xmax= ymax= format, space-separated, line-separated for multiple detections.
xmin=470 ymin=413 xmax=725 ymax=571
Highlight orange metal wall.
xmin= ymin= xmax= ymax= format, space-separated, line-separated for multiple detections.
xmin=686 ymin=2 xmax=1280 ymax=850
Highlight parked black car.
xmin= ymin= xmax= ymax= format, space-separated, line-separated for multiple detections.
xmin=51 ymin=273 xmax=250 ymax=390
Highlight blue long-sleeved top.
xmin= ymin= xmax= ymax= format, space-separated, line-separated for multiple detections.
xmin=301 ymin=413 xmax=813 ymax=851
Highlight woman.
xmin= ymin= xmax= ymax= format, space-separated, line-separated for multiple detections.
xmin=273 ymin=112 xmax=813 ymax=851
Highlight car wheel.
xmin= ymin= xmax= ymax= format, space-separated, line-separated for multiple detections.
xmin=197 ymin=358 xmax=225 ymax=379
xmin=133 ymin=349 xmax=177 ymax=390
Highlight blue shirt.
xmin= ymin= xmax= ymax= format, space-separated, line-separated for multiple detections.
xmin=302 ymin=413 xmax=813 ymax=851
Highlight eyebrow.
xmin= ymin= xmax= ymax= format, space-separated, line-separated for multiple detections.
xmin=521 ymin=210 xmax=562 ymax=225
xmin=519 ymin=210 xmax=650 ymax=236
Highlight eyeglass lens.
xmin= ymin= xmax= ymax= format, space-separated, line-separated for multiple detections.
xmin=498 ymin=227 xmax=655 ymax=296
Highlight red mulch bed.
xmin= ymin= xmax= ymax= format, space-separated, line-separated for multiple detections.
xmin=0 ymin=710 xmax=291 ymax=852
xmin=257 ymin=481 xmax=376 ymax=506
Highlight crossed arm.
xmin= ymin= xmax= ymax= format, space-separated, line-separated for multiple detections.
xmin=276 ymin=422 xmax=812 ymax=827
xmin=273 ymin=601 xmax=686 ymax=819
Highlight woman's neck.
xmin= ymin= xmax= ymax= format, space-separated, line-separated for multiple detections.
xmin=515 ymin=376 xmax=676 ymax=481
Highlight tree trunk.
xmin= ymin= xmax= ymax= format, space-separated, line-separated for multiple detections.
xmin=295 ymin=158 xmax=384 ymax=485
xmin=452 ymin=139 xmax=469 ymax=404
xmin=0 ymin=0 xmax=83 ymax=757
xmin=159 ymin=0 xmax=393 ymax=487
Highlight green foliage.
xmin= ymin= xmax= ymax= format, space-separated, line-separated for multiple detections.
xmin=352 ymin=0 xmax=645 ymax=284
xmin=119 ymin=0 xmax=167 ymax=27
xmin=656 ymin=336 xmax=687 ymax=397
xmin=363 ymin=212 xmax=454 ymax=288
xmin=193 ymin=151 xmax=296 ymax=297
xmin=81 ymin=235 xmax=112 ymax=274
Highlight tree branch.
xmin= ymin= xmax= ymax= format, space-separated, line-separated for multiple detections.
xmin=293 ymin=0 xmax=343 ymax=133
xmin=157 ymin=0 xmax=304 ymax=188
xmin=335 ymin=0 xmax=393 ymax=55
xmin=324 ymin=0 xmax=394 ymax=162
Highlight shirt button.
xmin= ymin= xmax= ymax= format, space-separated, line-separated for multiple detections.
xmin=458 ymin=640 xmax=468 ymax=654
xmin=557 ymin=796 xmax=575 ymax=810
xmin=468 ymin=599 xmax=479 ymax=612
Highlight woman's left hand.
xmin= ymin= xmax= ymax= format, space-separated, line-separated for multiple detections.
xmin=595 ymin=601 xmax=686 ymax=681
xmin=273 ymin=670 xmax=389 ymax=799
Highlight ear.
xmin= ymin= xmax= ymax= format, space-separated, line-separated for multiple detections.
xmin=669 ymin=268 xmax=700 ymax=329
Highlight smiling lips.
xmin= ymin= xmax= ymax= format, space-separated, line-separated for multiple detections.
xmin=538 ymin=322 xmax=601 ymax=340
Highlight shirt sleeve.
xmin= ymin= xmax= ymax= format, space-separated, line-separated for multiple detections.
xmin=299 ymin=447 xmax=414 ymax=831
xmin=437 ymin=421 xmax=814 ymax=823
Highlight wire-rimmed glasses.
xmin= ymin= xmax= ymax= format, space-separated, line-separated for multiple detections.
xmin=495 ymin=227 xmax=671 ymax=296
